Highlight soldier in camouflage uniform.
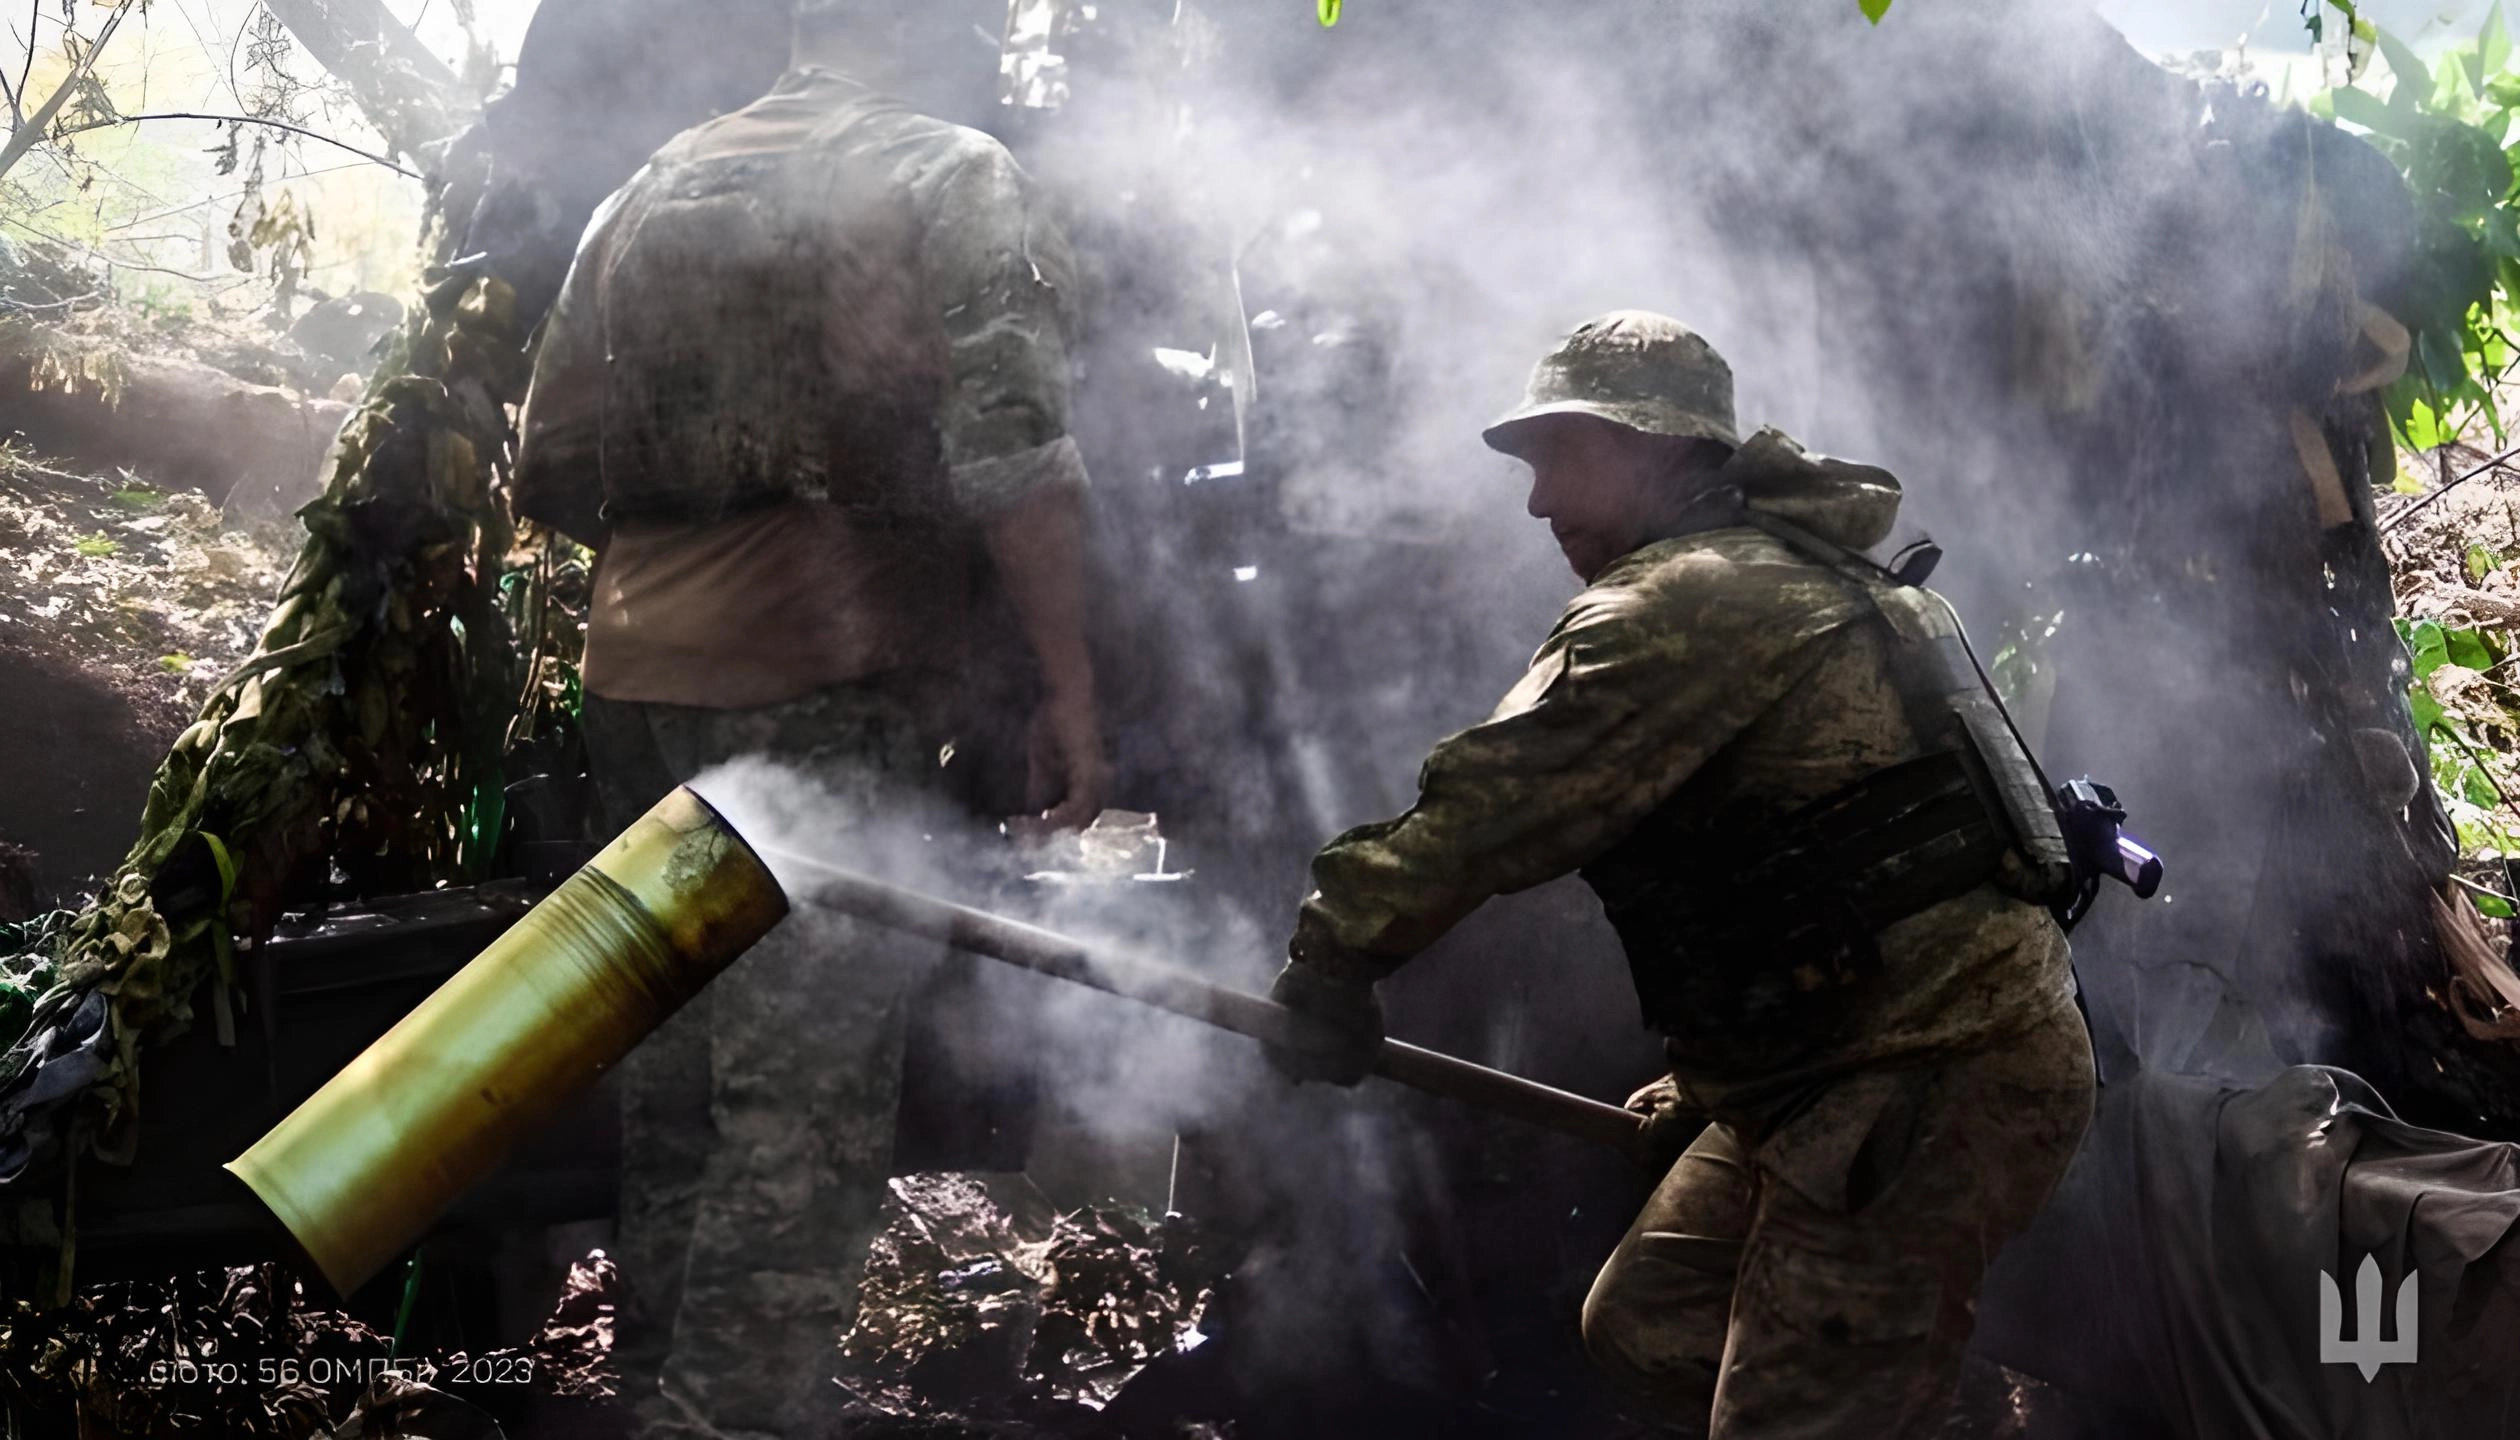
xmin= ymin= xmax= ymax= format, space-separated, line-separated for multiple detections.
xmin=1267 ymin=312 xmax=2096 ymax=1438
xmin=511 ymin=5 xmax=1103 ymax=1436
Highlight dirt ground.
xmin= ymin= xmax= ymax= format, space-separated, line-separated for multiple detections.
xmin=0 ymin=449 xmax=285 ymax=902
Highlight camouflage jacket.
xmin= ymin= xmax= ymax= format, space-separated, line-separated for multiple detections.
xmin=1290 ymin=430 xmax=2083 ymax=1114
xmin=512 ymin=66 xmax=1092 ymax=708
xmin=515 ymin=65 xmax=1088 ymax=537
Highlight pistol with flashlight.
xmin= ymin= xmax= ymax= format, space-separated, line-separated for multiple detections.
xmin=2052 ymin=778 xmax=2163 ymax=928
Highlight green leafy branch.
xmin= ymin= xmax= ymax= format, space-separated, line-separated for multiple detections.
xmin=2401 ymin=615 xmax=2520 ymax=875
xmin=2314 ymin=9 xmax=2520 ymax=460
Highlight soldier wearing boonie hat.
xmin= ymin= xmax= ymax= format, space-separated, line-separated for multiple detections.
xmin=1481 ymin=308 xmax=1744 ymax=454
xmin=1264 ymin=310 xmax=2097 ymax=1437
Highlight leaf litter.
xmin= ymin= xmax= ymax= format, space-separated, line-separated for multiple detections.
xmin=0 ymin=445 xmax=288 ymax=716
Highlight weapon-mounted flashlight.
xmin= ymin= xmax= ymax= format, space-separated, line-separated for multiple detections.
xmin=2054 ymin=778 xmax=2163 ymax=929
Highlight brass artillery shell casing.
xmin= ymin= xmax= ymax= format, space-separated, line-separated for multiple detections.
xmin=226 ymin=785 xmax=788 ymax=1297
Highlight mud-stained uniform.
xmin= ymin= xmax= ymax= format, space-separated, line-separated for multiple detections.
xmin=1287 ymin=433 xmax=2095 ymax=1439
xmin=514 ymin=66 xmax=1086 ymax=1440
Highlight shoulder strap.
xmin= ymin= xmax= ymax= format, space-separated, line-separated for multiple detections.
xmin=1741 ymin=513 xmax=2103 ymax=1086
xmin=1738 ymin=512 xmax=2075 ymax=894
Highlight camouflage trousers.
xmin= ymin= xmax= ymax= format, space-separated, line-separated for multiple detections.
xmin=583 ymin=679 xmax=957 ymax=1440
xmin=1581 ymin=1006 xmax=2094 ymax=1439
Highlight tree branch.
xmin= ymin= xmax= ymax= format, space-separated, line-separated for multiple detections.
xmin=0 ymin=0 xmax=22 ymax=131
xmin=0 ymin=213 xmax=239 ymax=284
xmin=255 ymin=0 xmax=468 ymax=162
xmin=0 ymin=2 xmax=129 ymax=187
xmin=16 ymin=0 xmax=34 ymax=125
xmin=2417 ymin=583 xmax=2520 ymax=631
xmin=2379 ymin=443 xmax=2520 ymax=534
xmin=58 ymin=110 xmax=419 ymax=178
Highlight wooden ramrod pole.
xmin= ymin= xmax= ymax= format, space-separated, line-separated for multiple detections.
xmin=770 ymin=850 xmax=1650 ymax=1160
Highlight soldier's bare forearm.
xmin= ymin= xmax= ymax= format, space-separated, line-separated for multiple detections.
xmin=987 ymin=480 xmax=1105 ymax=831
xmin=985 ymin=483 xmax=1095 ymax=708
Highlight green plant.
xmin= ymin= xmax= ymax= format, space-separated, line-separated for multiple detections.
xmin=2399 ymin=617 xmax=2520 ymax=854
xmin=127 ymin=283 xmax=198 ymax=329
xmin=1988 ymin=606 xmax=2065 ymax=710
xmin=71 ymin=532 xmax=117 ymax=559
xmin=2311 ymin=7 xmax=2520 ymax=455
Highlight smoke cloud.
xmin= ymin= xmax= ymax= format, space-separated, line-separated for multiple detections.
xmin=550 ymin=0 xmax=2453 ymax=1416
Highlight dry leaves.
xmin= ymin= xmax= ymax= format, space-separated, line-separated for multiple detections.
xmin=839 ymin=1173 xmax=1219 ymax=1419
xmin=0 ymin=452 xmax=282 ymax=711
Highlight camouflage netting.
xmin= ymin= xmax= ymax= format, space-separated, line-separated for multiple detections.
xmin=0 ymin=213 xmax=558 ymax=1256
xmin=0 ymin=0 xmax=790 ymax=1300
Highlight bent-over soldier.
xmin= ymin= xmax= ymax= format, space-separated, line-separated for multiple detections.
xmin=1267 ymin=311 xmax=2095 ymax=1439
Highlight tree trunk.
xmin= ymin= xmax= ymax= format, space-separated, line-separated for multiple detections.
xmin=258 ymin=0 xmax=468 ymax=162
xmin=0 ymin=322 xmax=347 ymax=508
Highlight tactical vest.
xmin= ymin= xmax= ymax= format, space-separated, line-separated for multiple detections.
xmin=1579 ymin=514 xmax=2075 ymax=1070
xmin=588 ymin=127 xmax=954 ymax=526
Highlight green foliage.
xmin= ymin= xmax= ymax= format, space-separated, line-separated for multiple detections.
xmin=2395 ymin=617 xmax=2520 ymax=853
xmin=127 ymin=282 xmax=197 ymax=329
xmin=71 ymin=532 xmax=117 ymax=559
xmin=2320 ymin=8 xmax=2520 ymax=458
xmin=109 ymin=486 xmax=161 ymax=511
xmin=1860 ymin=0 xmax=1893 ymax=23
xmin=2478 ymin=888 xmax=2518 ymax=917
xmin=2475 ymin=3 xmax=2512 ymax=92
xmin=1988 ymin=607 xmax=2065 ymax=712
xmin=2471 ymin=540 xmax=2505 ymax=580
xmin=156 ymin=653 xmax=191 ymax=674
xmin=2397 ymin=393 xmax=2454 ymax=453
xmin=0 ymin=914 xmax=61 ymax=1046
xmin=2405 ymin=616 xmax=2498 ymax=676
xmin=2436 ymin=742 xmax=2520 ymax=852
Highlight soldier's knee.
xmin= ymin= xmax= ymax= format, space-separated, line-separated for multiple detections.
xmin=1582 ymin=1257 xmax=1695 ymax=1396
xmin=1579 ymin=1264 xmax=1637 ymax=1379
xmin=1582 ymin=1236 xmax=1735 ymax=1426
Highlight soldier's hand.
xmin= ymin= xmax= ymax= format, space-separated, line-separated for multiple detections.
xmin=1623 ymin=1074 xmax=1704 ymax=1171
xmin=1264 ymin=963 xmax=1384 ymax=1088
xmin=1017 ymin=690 xmax=1107 ymax=837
